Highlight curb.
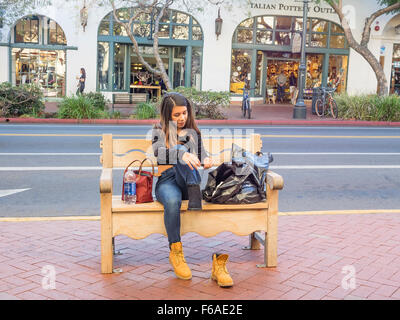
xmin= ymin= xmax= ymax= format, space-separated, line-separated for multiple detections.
xmin=2 ymin=117 xmax=400 ymax=127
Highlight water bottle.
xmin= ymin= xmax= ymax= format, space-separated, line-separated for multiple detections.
xmin=123 ymin=169 xmax=136 ymax=204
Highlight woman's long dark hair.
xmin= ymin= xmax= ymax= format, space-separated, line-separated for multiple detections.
xmin=157 ymin=92 xmax=200 ymax=146
xmin=80 ymin=68 xmax=86 ymax=78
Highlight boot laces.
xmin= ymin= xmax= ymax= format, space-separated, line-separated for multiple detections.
xmin=173 ymin=250 xmax=187 ymax=265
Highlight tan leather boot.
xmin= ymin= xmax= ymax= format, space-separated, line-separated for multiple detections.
xmin=169 ymin=242 xmax=192 ymax=280
xmin=211 ymin=253 xmax=234 ymax=287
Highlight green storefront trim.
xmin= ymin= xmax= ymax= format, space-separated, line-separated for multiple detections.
xmin=231 ymin=15 xmax=350 ymax=99
xmin=97 ymin=8 xmax=204 ymax=93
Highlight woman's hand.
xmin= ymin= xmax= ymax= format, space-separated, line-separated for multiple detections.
xmin=182 ymin=152 xmax=201 ymax=170
xmin=202 ymin=157 xmax=213 ymax=170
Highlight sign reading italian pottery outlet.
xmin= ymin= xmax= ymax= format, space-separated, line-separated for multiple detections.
xmin=250 ymin=2 xmax=335 ymax=14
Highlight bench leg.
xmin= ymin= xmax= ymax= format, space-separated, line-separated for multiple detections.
xmin=243 ymin=232 xmax=261 ymax=250
xmin=101 ymin=193 xmax=113 ymax=274
xmin=266 ymin=190 xmax=279 ymax=268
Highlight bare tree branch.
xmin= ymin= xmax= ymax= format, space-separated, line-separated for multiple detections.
xmin=361 ymin=2 xmax=400 ymax=47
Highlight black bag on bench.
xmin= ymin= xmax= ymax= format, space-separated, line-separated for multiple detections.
xmin=202 ymin=144 xmax=273 ymax=204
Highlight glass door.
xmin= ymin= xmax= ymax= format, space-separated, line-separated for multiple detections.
xmin=391 ymin=44 xmax=400 ymax=95
xmin=172 ymin=47 xmax=186 ymax=88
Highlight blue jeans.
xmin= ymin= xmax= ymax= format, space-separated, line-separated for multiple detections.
xmin=155 ymin=161 xmax=201 ymax=245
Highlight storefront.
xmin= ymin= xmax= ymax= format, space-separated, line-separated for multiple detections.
xmin=0 ymin=0 xmax=399 ymax=100
xmin=230 ymin=15 xmax=350 ymax=102
xmin=8 ymin=15 xmax=69 ymax=97
xmin=97 ymin=8 xmax=203 ymax=96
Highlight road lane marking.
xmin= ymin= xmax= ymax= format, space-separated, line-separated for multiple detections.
xmin=2 ymin=152 xmax=400 ymax=156
xmin=2 ymin=209 xmax=400 ymax=222
xmin=0 ymin=188 xmax=31 ymax=198
xmin=1 ymin=133 xmax=400 ymax=139
xmin=1 ymin=165 xmax=400 ymax=171
xmin=279 ymin=209 xmax=400 ymax=216
xmin=0 ymin=153 xmax=102 ymax=156
xmin=0 ymin=216 xmax=100 ymax=222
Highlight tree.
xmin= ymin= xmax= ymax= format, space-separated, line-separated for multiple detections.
xmin=0 ymin=0 xmax=53 ymax=25
xmin=109 ymin=0 xmax=174 ymax=90
xmin=320 ymin=0 xmax=400 ymax=96
xmin=106 ymin=0 xmax=248 ymax=91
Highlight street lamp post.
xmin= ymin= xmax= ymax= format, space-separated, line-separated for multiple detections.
xmin=293 ymin=0 xmax=310 ymax=119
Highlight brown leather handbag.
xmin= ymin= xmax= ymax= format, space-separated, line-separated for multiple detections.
xmin=122 ymin=158 xmax=154 ymax=204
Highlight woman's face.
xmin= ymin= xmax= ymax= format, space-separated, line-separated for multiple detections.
xmin=171 ymin=106 xmax=188 ymax=129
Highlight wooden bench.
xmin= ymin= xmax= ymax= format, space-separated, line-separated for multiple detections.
xmin=111 ymin=93 xmax=148 ymax=112
xmin=99 ymin=133 xmax=284 ymax=274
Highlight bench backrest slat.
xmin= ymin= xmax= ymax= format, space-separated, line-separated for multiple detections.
xmin=100 ymin=134 xmax=262 ymax=169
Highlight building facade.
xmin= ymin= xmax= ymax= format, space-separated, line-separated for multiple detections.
xmin=0 ymin=0 xmax=399 ymax=102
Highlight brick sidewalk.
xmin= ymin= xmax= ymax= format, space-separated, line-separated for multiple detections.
xmin=1 ymin=213 xmax=400 ymax=300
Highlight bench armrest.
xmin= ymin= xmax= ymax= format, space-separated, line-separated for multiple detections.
xmin=267 ymin=171 xmax=284 ymax=190
xmin=100 ymin=168 xmax=113 ymax=194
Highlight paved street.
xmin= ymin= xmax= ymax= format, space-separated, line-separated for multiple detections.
xmin=1 ymin=124 xmax=400 ymax=217
xmin=1 ymin=123 xmax=400 ymax=301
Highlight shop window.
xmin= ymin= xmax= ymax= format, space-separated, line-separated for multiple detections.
xmin=329 ymin=55 xmax=348 ymax=94
xmin=311 ymin=19 xmax=329 ymax=33
xmin=48 ymin=20 xmax=67 ymax=45
xmin=191 ymin=47 xmax=202 ymax=90
xmin=158 ymin=24 xmax=170 ymax=38
xmin=330 ymin=34 xmax=346 ymax=49
xmin=192 ymin=26 xmax=203 ymax=40
xmin=113 ymin=43 xmax=126 ymax=90
xmin=294 ymin=18 xmax=309 ymax=32
xmin=275 ymin=16 xmax=292 ymax=30
xmin=390 ymin=44 xmax=400 ymax=94
xmin=173 ymin=47 xmax=186 ymax=88
xmin=98 ymin=8 xmax=203 ymax=92
xmin=172 ymin=12 xmax=190 ymax=24
xmin=240 ymin=18 xmax=254 ymax=28
xmin=98 ymin=42 xmax=110 ymax=91
xmin=275 ymin=32 xmax=291 ymax=46
xmin=15 ymin=17 xmax=39 ymax=43
xmin=12 ymin=48 xmax=66 ymax=97
xmin=256 ymin=30 xmax=273 ymax=44
xmin=130 ymin=45 xmax=169 ymax=94
xmin=172 ymin=25 xmax=189 ymax=40
xmin=116 ymin=8 xmax=131 ymax=21
xmin=237 ymin=29 xmax=253 ymax=43
xmin=255 ymin=51 xmax=264 ymax=96
xmin=230 ymin=49 xmax=252 ymax=94
xmin=257 ymin=16 xmax=273 ymax=29
xmin=331 ymin=23 xmax=344 ymax=34
xmin=310 ymin=33 xmax=327 ymax=47
xmin=98 ymin=19 xmax=110 ymax=35
xmin=114 ymin=23 xmax=129 ymax=36
xmin=306 ymin=54 xmax=323 ymax=90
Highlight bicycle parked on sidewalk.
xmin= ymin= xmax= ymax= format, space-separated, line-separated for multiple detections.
xmin=315 ymin=86 xmax=338 ymax=119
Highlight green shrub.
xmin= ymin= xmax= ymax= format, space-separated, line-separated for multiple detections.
xmin=172 ymin=87 xmax=230 ymax=119
xmin=83 ymin=92 xmax=109 ymax=111
xmin=0 ymin=82 xmax=44 ymax=117
xmin=135 ymin=102 xmax=158 ymax=119
xmin=335 ymin=93 xmax=400 ymax=122
xmin=57 ymin=95 xmax=110 ymax=119
xmin=110 ymin=111 xmax=121 ymax=119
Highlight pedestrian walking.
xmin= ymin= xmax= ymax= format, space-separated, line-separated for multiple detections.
xmin=76 ymin=68 xmax=86 ymax=95
xmin=276 ymin=71 xmax=287 ymax=103
xmin=289 ymin=72 xmax=298 ymax=105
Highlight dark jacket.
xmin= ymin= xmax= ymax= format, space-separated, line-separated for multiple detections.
xmin=152 ymin=124 xmax=208 ymax=165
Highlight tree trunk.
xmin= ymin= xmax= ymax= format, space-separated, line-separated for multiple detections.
xmin=347 ymin=40 xmax=388 ymax=96
xmin=328 ymin=1 xmax=395 ymax=96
